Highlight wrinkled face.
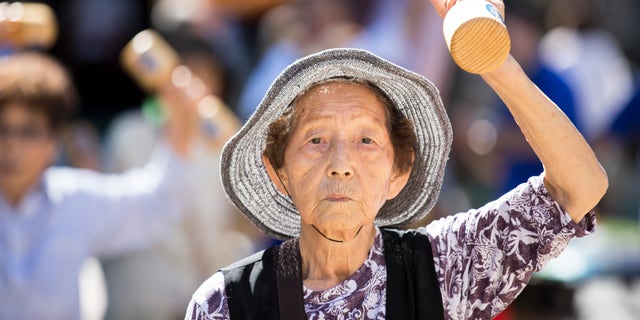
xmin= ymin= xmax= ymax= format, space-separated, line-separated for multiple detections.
xmin=269 ymin=82 xmax=409 ymax=237
xmin=0 ymin=103 xmax=57 ymax=195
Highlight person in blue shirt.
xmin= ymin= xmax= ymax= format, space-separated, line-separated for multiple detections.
xmin=0 ymin=51 xmax=200 ymax=319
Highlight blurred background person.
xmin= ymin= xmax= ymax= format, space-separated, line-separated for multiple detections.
xmin=100 ymin=26 xmax=264 ymax=320
xmin=0 ymin=49 xmax=200 ymax=319
xmin=539 ymin=0 xmax=634 ymax=142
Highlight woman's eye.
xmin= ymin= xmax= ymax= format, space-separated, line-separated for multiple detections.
xmin=310 ymin=137 xmax=322 ymax=144
xmin=361 ymin=137 xmax=373 ymax=144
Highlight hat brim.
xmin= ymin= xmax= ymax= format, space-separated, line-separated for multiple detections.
xmin=221 ymin=48 xmax=452 ymax=240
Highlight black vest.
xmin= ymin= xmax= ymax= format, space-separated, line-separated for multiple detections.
xmin=222 ymin=228 xmax=444 ymax=319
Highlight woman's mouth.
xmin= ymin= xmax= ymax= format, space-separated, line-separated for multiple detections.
xmin=324 ymin=194 xmax=352 ymax=202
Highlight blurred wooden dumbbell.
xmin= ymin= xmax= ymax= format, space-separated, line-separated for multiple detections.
xmin=121 ymin=29 xmax=241 ymax=150
xmin=0 ymin=2 xmax=58 ymax=50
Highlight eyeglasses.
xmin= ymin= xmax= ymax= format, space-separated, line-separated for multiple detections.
xmin=0 ymin=125 xmax=50 ymax=142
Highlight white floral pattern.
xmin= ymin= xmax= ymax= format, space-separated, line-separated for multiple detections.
xmin=186 ymin=175 xmax=596 ymax=319
xmin=426 ymin=175 xmax=595 ymax=319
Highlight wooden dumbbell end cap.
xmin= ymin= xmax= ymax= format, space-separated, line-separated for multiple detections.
xmin=448 ymin=17 xmax=510 ymax=74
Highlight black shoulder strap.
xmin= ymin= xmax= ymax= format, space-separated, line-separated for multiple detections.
xmin=381 ymin=228 xmax=444 ymax=320
xmin=276 ymin=239 xmax=307 ymax=320
xmin=223 ymin=247 xmax=280 ymax=320
xmin=223 ymin=240 xmax=307 ymax=320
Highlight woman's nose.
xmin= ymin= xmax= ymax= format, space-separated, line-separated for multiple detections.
xmin=327 ymin=141 xmax=354 ymax=178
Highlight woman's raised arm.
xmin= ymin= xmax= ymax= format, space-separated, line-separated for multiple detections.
xmin=481 ymin=55 xmax=608 ymax=222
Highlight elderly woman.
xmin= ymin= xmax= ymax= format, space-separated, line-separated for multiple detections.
xmin=186 ymin=8 xmax=607 ymax=320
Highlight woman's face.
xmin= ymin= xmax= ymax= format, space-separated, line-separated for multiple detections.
xmin=271 ymin=82 xmax=408 ymax=238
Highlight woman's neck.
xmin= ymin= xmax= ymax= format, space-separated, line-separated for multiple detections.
xmin=299 ymin=223 xmax=376 ymax=291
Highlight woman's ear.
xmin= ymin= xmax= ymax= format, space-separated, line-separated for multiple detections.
xmin=387 ymin=167 xmax=411 ymax=200
xmin=387 ymin=152 xmax=414 ymax=200
xmin=262 ymin=155 xmax=289 ymax=195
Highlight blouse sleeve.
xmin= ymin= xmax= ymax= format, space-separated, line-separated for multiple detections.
xmin=423 ymin=174 xmax=596 ymax=319
xmin=185 ymin=271 xmax=231 ymax=320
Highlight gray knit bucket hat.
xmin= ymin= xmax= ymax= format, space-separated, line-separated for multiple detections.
xmin=221 ymin=48 xmax=452 ymax=240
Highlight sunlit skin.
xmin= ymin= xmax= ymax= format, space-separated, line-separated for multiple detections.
xmin=264 ymin=82 xmax=411 ymax=290
xmin=0 ymin=103 xmax=57 ymax=207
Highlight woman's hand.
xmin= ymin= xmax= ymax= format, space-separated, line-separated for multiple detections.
xmin=429 ymin=0 xmax=456 ymax=18
xmin=429 ymin=0 xmax=505 ymax=19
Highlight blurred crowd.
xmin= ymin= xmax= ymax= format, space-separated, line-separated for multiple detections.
xmin=1 ymin=0 xmax=639 ymax=319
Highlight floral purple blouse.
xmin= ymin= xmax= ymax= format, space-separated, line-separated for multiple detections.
xmin=185 ymin=175 xmax=596 ymax=319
